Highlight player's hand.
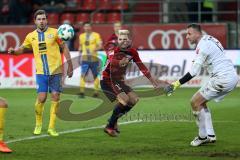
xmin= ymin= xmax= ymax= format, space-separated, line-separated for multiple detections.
xmin=164 ymin=80 xmax=181 ymax=96
xmin=67 ymin=64 xmax=73 ymax=78
xmin=150 ymin=78 xmax=161 ymax=95
xmin=8 ymin=47 xmax=15 ymax=54
xmin=164 ymin=84 xmax=174 ymax=96
xmin=119 ymin=57 xmax=129 ymax=67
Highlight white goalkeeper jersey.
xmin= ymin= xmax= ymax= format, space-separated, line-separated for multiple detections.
xmin=192 ymin=35 xmax=235 ymax=77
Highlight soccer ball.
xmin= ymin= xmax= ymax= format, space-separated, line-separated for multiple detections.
xmin=57 ymin=24 xmax=74 ymax=41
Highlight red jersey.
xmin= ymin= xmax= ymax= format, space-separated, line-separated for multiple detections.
xmin=104 ymin=33 xmax=118 ymax=53
xmin=102 ymin=47 xmax=151 ymax=80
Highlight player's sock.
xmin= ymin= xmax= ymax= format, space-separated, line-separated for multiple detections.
xmin=48 ymin=101 xmax=59 ymax=130
xmin=198 ymin=108 xmax=207 ymax=138
xmin=192 ymin=110 xmax=199 ymax=127
xmin=108 ymin=104 xmax=132 ymax=128
xmin=108 ymin=103 xmax=125 ymax=128
xmin=0 ymin=107 xmax=6 ymax=141
xmin=35 ymin=100 xmax=44 ymax=126
xmin=119 ymin=105 xmax=132 ymax=118
xmin=80 ymin=77 xmax=85 ymax=93
xmin=94 ymin=77 xmax=99 ymax=93
xmin=204 ymin=107 xmax=215 ymax=136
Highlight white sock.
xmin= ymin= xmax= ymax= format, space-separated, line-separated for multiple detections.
xmin=193 ymin=108 xmax=207 ymax=138
xmin=192 ymin=111 xmax=199 ymax=127
xmin=204 ymin=107 xmax=215 ymax=136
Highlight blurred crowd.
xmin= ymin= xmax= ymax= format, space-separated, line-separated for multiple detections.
xmin=0 ymin=0 xmax=66 ymax=24
xmin=0 ymin=0 xmax=237 ymax=25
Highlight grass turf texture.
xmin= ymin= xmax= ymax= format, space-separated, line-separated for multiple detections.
xmin=0 ymin=88 xmax=239 ymax=160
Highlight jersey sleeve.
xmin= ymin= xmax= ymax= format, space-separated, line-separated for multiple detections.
xmin=22 ymin=34 xmax=32 ymax=49
xmin=190 ymin=47 xmax=208 ymax=76
xmin=132 ymin=49 xmax=151 ymax=79
xmin=104 ymin=34 xmax=117 ymax=52
xmin=193 ymin=48 xmax=208 ymax=65
xmin=95 ymin=33 xmax=102 ymax=45
xmin=55 ymin=29 xmax=64 ymax=45
xmin=56 ymin=36 xmax=64 ymax=45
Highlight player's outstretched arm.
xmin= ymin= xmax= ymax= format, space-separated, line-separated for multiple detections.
xmin=61 ymin=43 xmax=73 ymax=78
xmin=165 ymin=72 xmax=195 ymax=96
xmin=8 ymin=46 xmax=25 ymax=55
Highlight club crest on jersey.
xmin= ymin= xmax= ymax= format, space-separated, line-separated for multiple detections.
xmin=47 ymin=34 xmax=54 ymax=39
xmin=196 ymin=48 xmax=200 ymax=54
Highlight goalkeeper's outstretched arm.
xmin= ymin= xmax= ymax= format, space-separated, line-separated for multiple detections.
xmin=165 ymin=62 xmax=202 ymax=95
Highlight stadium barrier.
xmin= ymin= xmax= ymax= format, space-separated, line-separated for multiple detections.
xmin=0 ymin=50 xmax=239 ymax=89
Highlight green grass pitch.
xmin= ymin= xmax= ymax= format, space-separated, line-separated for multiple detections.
xmin=0 ymin=88 xmax=240 ymax=160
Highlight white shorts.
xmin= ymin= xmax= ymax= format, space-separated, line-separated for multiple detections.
xmin=199 ymin=73 xmax=239 ymax=102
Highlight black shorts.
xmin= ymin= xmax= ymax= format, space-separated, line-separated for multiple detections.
xmin=100 ymin=78 xmax=133 ymax=102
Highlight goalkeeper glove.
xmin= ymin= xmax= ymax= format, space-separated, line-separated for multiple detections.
xmin=172 ymin=80 xmax=181 ymax=90
xmin=164 ymin=80 xmax=181 ymax=96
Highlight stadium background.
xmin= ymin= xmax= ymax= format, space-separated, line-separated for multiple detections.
xmin=0 ymin=0 xmax=240 ymax=159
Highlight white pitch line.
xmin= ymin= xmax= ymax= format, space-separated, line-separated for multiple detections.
xmin=5 ymin=119 xmax=240 ymax=144
xmin=6 ymin=120 xmax=142 ymax=144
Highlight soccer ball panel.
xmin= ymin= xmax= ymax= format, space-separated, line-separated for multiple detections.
xmin=57 ymin=24 xmax=74 ymax=41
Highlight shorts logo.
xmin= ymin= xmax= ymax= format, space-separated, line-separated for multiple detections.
xmin=115 ymin=84 xmax=122 ymax=90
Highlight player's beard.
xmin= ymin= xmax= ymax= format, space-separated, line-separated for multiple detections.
xmin=38 ymin=23 xmax=47 ymax=31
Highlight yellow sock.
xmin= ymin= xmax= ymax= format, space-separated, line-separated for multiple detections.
xmin=35 ymin=100 xmax=44 ymax=126
xmin=80 ymin=76 xmax=85 ymax=93
xmin=94 ymin=77 xmax=99 ymax=93
xmin=48 ymin=101 xmax=59 ymax=129
xmin=0 ymin=107 xmax=6 ymax=141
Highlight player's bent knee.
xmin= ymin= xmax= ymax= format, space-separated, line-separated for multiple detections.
xmin=38 ymin=97 xmax=47 ymax=103
xmin=119 ymin=97 xmax=129 ymax=106
xmin=117 ymin=93 xmax=129 ymax=106
xmin=51 ymin=93 xmax=60 ymax=101
xmin=128 ymin=97 xmax=139 ymax=107
xmin=0 ymin=98 xmax=8 ymax=108
xmin=190 ymin=100 xmax=198 ymax=111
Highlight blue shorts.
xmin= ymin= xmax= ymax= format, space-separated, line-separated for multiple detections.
xmin=81 ymin=61 xmax=99 ymax=77
xmin=36 ymin=74 xmax=63 ymax=93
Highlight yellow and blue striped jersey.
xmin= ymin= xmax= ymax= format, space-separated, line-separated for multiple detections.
xmin=22 ymin=27 xmax=63 ymax=75
xmin=79 ymin=32 xmax=102 ymax=62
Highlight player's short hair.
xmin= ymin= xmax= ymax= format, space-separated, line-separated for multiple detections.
xmin=114 ymin=21 xmax=122 ymax=26
xmin=34 ymin=10 xmax=47 ymax=20
xmin=118 ymin=30 xmax=132 ymax=40
xmin=118 ymin=29 xmax=129 ymax=35
xmin=187 ymin=23 xmax=202 ymax=33
xmin=83 ymin=22 xmax=91 ymax=26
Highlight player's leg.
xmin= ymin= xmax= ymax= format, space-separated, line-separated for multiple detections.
xmin=196 ymin=75 xmax=238 ymax=144
xmin=0 ymin=98 xmax=12 ymax=153
xmin=127 ymin=91 xmax=139 ymax=107
xmin=104 ymin=92 xmax=129 ymax=136
xmin=91 ymin=61 xmax=100 ymax=97
xmin=34 ymin=75 xmax=48 ymax=135
xmin=101 ymin=79 xmax=119 ymax=136
xmin=114 ymin=91 xmax=139 ymax=121
xmin=100 ymin=79 xmax=127 ymax=136
xmin=190 ymin=91 xmax=209 ymax=146
xmin=106 ymin=82 xmax=135 ymax=135
xmin=202 ymin=102 xmax=216 ymax=143
xmin=48 ymin=74 xmax=62 ymax=136
xmin=111 ymin=91 xmax=139 ymax=133
xmin=79 ymin=61 xmax=89 ymax=98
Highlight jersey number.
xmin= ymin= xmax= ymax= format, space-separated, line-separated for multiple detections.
xmin=208 ymin=36 xmax=224 ymax=52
